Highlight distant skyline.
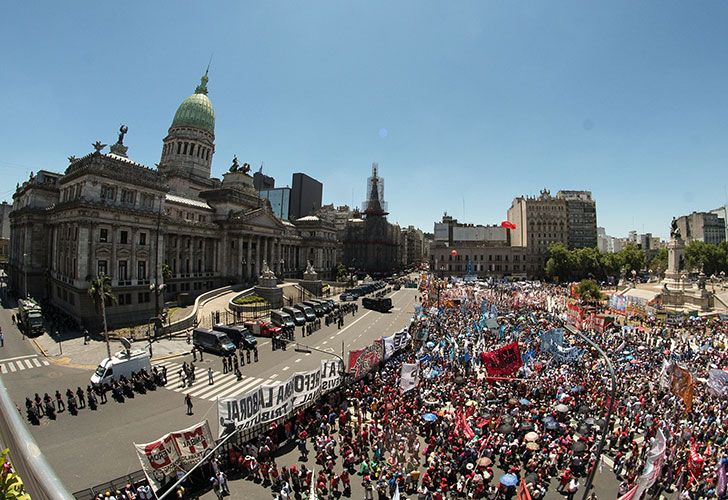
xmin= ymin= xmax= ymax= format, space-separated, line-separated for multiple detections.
xmin=3 ymin=1 xmax=728 ymax=239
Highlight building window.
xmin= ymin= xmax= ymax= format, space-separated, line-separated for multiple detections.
xmin=138 ymin=292 xmax=150 ymax=304
xmin=118 ymin=293 xmax=132 ymax=306
xmin=99 ymin=228 xmax=108 ymax=243
xmin=140 ymin=194 xmax=154 ymax=209
xmin=120 ymin=231 xmax=128 ymax=244
xmin=100 ymin=185 xmax=115 ymax=201
xmin=118 ymin=260 xmax=128 ymax=281
xmin=189 ymin=144 xmax=194 ymax=156
xmin=137 ymin=261 xmax=147 ymax=280
xmin=120 ymin=189 xmax=136 ymax=204
xmin=97 ymin=260 xmax=108 ymax=276
xmin=139 ymin=233 xmax=147 ymax=245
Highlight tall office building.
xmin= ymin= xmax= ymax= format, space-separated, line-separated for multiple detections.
xmin=556 ymin=190 xmax=597 ymax=249
xmin=289 ymin=173 xmax=322 ymax=220
xmin=253 ymin=167 xmax=275 ymax=191
xmin=675 ymin=211 xmax=726 ymax=244
xmin=259 ymin=187 xmax=291 ymax=220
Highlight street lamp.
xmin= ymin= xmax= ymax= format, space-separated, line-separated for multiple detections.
xmin=278 ymin=337 xmax=346 ymax=376
xmin=280 ymin=258 xmax=285 ymax=278
xmin=563 ymin=323 xmax=616 ymax=500
xmin=241 ymin=258 xmax=247 ymax=284
xmin=23 ymin=252 xmax=28 ymax=298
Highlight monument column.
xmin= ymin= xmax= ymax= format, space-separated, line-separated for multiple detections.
xmin=246 ymin=236 xmax=252 ymax=280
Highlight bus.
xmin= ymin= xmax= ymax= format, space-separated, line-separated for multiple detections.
xmin=362 ymin=297 xmax=393 ymax=313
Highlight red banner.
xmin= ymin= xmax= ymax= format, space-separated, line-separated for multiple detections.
xmin=348 ymin=339 xmax=384 ymax=380
xmin=480 ymin=342 xmax=522 ymax=376
xmin=517 ymin=478 xmax=532 ymax=500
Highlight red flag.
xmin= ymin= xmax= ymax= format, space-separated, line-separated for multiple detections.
xmin=480 ymin=342 xmax=522 ymax=376
xmin=517 ymin=478 xmax=532 ymax=500
xmin=617 ymin=484 xmax=639 ymax=500
xmin=501 ymin=220 xmax=517 ymax=230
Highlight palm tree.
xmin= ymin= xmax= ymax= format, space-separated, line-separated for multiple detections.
xmin=88 ymin=275 xmax=116 ymax=360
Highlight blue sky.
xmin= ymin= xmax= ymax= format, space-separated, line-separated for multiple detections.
xmin=3 ymin=1 xmax=728 ymax=239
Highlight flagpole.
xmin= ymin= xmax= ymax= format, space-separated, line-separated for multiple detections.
xmin=564 ymin=323 xmax=616 ymax=500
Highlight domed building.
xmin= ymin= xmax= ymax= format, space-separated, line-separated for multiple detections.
xmin=8 ymin=71 xmax=339 ymax=330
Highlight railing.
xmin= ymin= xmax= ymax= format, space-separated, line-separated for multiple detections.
xmin=159 ymin=285 xmax=242 ymax=336
xmin=0 ymin=375 xmax=74 ymax=499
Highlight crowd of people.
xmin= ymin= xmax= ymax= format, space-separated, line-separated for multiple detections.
xmin=206 ymin=276 xmax=727 ymax=500
xmin=22 ymin=367 xmax=167 ymax=424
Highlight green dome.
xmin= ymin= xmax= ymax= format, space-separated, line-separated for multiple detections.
xmin=171 ymin=74 xmax=215 ymax=135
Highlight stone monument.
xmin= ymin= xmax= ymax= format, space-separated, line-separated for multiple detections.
xmin=109 ymin=125 xmax=129 ymax=157
xmin=663 ymin=217 xmax=686 ymax=291
xmin=661 ymin=217 xmax=713 ymax=311
xmin=254 ymin=259 xmax=283 ymax=309
xmin=300 ymin=260 xmax=323 ymax=297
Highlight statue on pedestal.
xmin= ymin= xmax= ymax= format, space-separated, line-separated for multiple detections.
xmin=670 ymin=217 xmax=681 ymax=240
xmin=305 ymin=260 xmax=315 ymax=275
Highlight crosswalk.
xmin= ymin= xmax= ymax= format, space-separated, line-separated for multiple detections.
xmin=0 ymin=354 xmax=50 ymax=374
xmin=153 ymin=360 xmax=273 ymax=402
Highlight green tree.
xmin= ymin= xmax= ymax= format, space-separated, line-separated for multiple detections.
xmin=335 ymin=263 xmax=348 ymax=282
xmin=576 ymin=279 xmax=602 ymax=303
xmin=602 ymin=252 xmax=623 ymax=279
xmin=648 ymin=247 xmax=668 ymax=277
xmin=88 ymin=275 xmax=116 ymax=360
xmin=545 ymin=243 xmax=573 ymax=282
xmin=162 ymin=263 xmax=173 ymax=281
xmin=685 ymin=240 xmax=728 ymax=275
xmin=618 ymin=245 xmax=645 ymax=275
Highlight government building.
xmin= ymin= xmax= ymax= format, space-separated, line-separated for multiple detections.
xmin=8 ymin=72 xmax=338 ymax=329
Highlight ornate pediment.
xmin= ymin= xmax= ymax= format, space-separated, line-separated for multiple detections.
xmin=230 ymin=208 xmax=286 ymax=231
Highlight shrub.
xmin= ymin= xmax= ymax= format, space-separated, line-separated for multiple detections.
xmin=233 ymin=294 xmax=266 ymax=305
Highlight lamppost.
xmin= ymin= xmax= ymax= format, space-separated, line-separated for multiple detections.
xmin=149 ymin=283 xmax=166 ymax=332
xmin=280 ymin=259 xmax=285 ymax=279
xmin=241 ymin=258 xmax=247 ymax=284
xmin=563 ymin=323 xmax=616 ymax=500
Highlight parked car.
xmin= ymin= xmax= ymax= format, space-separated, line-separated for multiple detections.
xmin=243 ymin=320 xmax=282 ymax=338
xmin=293 ymin=303 xmax=317 ymax=322
xmin=282 ymin=306 xmax=306 ymax=326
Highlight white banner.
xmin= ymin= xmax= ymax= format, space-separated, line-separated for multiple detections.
xmin=321 ymin=358 xmax=344 ymax=393
xmin=400 ymin=362 xmax=420 ymax=393
xmin=134 ymin=421 xmax=213 ymax=492
xmin=382 ymin=335 xmax=396 ymax=360
xmin=218 ymin=361 xmax=343 ymax=436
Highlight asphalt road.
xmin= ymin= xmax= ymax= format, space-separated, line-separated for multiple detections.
xmin=0 ymin=284 xmax=418 ymax=494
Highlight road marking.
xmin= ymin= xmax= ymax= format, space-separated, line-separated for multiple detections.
xmin=322 ymin=341 xmax=328 ymax=345
xmin=294 ymin=358 xmax=301 ymax=363
xmin=270 ymin=373 xmax=279 ymax=379
xmin=32 ymin=358 xmax=42 ymax=367
xmin=24 ymin=359 xmax=34 ymax=369
xmin=0 ymin=354 xmax=39 ymax=363
xmin=190 ymin=374 xmax=240 ymax=398
xmin=329 ymin=336 xmax=335 ymax=340
xmin=282 ymin=366 xmax=290 ymax=371
xmin=8 ymin=362 xmax=16 ymax=372
xmin=0 ymin=365 xmax=6 ymax=374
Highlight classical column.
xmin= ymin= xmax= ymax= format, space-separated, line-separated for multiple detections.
xmin=246 ymin=236 xmax=252 ymax=279
xmin=273 ymin=239 xmax=280 ymax=273
xmin=110 ymin=225 xmax=118 ymax=284
xmin=238 ymin=236 xmax=244 ymax=278
xmin=255 ymin=236 xmax=262 ymax=278
xmin=263 ymin=237 xmax=269 ymax=268
xmin=131 ymin=228 xmax=138 ymax=284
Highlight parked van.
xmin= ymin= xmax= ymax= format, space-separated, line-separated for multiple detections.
xmin=270 ymin=310 xmax=295 ymax=330
xmin=91 ymin=349 xmax=151 ymax=386
xmin=192 ymin=328 xmax=237 ymax=355
xmin=310 ymin=299 xmax=332 ymax=314
xmin=212 ymin=324 xmax=257 ymax=349
xmin=303 ymin=300 xmax=325 ymax=317
xmin=282 ymin=306 xmax=306 ymax=326
xmin=293 ymin=303 xmax=317 ymax=322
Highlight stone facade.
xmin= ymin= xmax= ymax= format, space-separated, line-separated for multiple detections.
xmin=675 ymin=211 xmax=726 ymax=245
xmin=8 ymin=73 xmax=338 ymax=330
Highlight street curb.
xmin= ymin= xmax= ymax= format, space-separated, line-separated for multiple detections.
xmin=152 ymin=351 xmax=191 ymax=362
xmin=32 ymin=339 xmax=49 ymax=358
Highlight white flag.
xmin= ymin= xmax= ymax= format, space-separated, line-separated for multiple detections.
xmin=392 ymin=483 xmax=400 ymax=500
xmin=400 ymin=363 xmax=420 ymax=393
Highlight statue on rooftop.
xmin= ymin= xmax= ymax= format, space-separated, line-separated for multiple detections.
xmin=229 ymin=156 xmax=240 ymax=173
xmin=117 ymin=125 xmax=128 ymax=145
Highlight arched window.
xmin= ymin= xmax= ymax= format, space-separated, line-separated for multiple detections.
xmin=176 ymin=142 xmax=181 ymax=154
xmin=189 ymin=144 xmax=194 ymax=156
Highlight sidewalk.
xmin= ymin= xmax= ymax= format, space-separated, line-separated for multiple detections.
xmin=33 ymin=330 xmax=191 ymax=369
